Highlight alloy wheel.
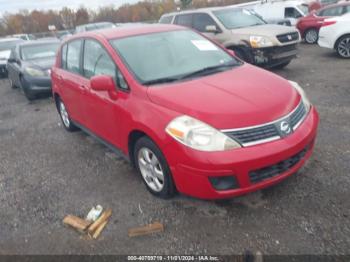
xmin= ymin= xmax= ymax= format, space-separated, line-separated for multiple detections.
xmin=138 ymin=147 xmax=165 ymax=192
xmin=337 ymin=37 xmax=350 ymax=58
xmin=305 ymin=29 xmax=318 ymax=44
xmin=59 ymin=101 xmax=70 ymax=128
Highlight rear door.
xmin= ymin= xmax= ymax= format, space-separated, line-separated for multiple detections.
xmin=56 ymin=39 xmax=86 ymax=125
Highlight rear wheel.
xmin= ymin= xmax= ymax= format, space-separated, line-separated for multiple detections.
xmin=304 ymin=28 xmax=318 ymax=44
xmin=9 ymin=78 xmax=16 ymax=89
xmin=336 ymin=35 xmax=350 ymax=59
xmin=57 ymin=98 xmax=79 ymax=132
xmin=134 ymin=136 xmax=176 ymax=199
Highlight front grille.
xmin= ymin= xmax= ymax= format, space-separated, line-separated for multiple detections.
xmin=277 ymin=32 xmax=299 ymax=43
xmin=223 ymin=101 xmax=307 ymax=146
xmin=249 ymin=146 xmax=309 ymax=184
xmin=290 ymin=101 xmax=306 ymax=127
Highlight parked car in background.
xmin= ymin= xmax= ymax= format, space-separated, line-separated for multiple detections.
xmin=7 ymin=39 xmax=60 ymax=100
xmin=318 ymin=13 xmax=350 ymax=58
xmin=160 ymin=7 xmax=300 ymax=68
xmin=75 ymin=22 xmax=116 ymax=33
xmin=308 ymin=0 xmax=340 ymax=11
xmin=56 ymin=30 xmax=73 ymax=40
xmin=12 ymin=34 xmax=36 ymax=41
xmin=232 ymin=0 xmax=309 ymax=25
xmin=297 ymin=2 xmax=350 ymax=43
xmin=52 ymin=25 xmax=318 ymax=199
xmin=0 ymin=38 xmax=23 ymax=77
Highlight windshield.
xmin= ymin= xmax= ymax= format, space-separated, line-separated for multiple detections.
xmin=0 ymin=40 xmax=22 ymax=51
xmin=21 ymin=43 xmax=59 ymax=60
xmin=298 ymin=4 xmax=309 ymax=16
xmin=213 ymin=8 xmax=266 ymax=29
xmin=110 ymin=30 xmax=241 ymax=85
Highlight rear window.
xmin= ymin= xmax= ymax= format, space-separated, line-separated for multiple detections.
xmin=159 ymin=15 xmax=173 ymax=24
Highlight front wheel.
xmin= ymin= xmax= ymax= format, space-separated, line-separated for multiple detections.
xmin=134 ymin=137 xmax=176 ymax=199
xmin=304 ymin=28 xmax=318 ymax=44
xmin=336 ymin=35 xmax=350 ymax=59
xmin=58 ymin=98 xmax=79 ymax=132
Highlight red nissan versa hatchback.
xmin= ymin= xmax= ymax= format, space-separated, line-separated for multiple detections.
xmin=51 ymin=25 xmax=319 ymax=200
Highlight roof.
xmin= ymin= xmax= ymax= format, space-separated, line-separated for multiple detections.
xmin=319 ymin=1 xmax=350 ymax=10
xmin=69 ymin=24 xmax=186 ymax=40
xmin=18 ymin=39 xmax=60 ymax=47
xmin=0 ymin=37 xmax=23 ymax=43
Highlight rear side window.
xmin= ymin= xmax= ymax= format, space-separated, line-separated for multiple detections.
xmin=193 ymin=13 xmax=218 ymax=32
xmin=159 ymin=15 xmax=173 ymax=24
xmin=66 ymin=40 xmax=82 ymax=74
xmin=321 ymin=6 xmax=345 ymax=16
xmin=61 ymin=44 xmax=67 ymax=69
xmin=284 ymin=7 xmax=302 ymax=18
xmin=174 ymin=14 xmax=193 ymax=27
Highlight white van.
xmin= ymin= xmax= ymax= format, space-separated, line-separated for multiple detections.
xmin=233 ymin=0 xmax=310 ymax=25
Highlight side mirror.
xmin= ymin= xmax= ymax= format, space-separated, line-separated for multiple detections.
xmin=205 ymin=25 xmax=219 ymax=33
xmin=227 ymin=49 xmax=235 ymax=56
xmin=91 ymin=75 xmax=115 ymax=92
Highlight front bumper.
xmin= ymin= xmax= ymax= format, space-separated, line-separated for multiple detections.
xmin=249 ymin=44 xmax=299 ymax=67
xmin=163 ymin=107 xmax=319 ymax=199
xmin=318 ymin=35 xmax=333 ymax=49
xmin=21 ymin=75 xmax=52 ymax=95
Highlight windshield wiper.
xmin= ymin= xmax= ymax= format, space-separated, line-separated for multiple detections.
xmin=142 ymin=77 xmax=180 ymax=86
xmin=179 ymin=61 xmax=238 ymax=80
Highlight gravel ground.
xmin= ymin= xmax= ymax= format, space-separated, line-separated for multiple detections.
xmin=0 ymin=44 xmax=349 ymax=255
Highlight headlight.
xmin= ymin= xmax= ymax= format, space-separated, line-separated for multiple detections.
xmin=25 ymin=67 xmax=45 ymax=77
xmin=289 ymin=80 xmax=311 ymax=112
xmin=165 ymin=115 xmax=241 ymax=152
xmin=249 ymin=36 xmax=274 ymax=48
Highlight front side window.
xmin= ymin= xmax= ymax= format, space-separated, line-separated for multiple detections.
xmin=66 ymin=40 xmax=82 ymax=74
xmin=321 ymin=6 xmax=344 ymax=16
xmin=83 ymin=40 xmax=116 ymax=79
xmin=213 ymin=8 xmax=266 ymax=29
xmin=193 ymin=13 xmax=218 ymax=32
xmin=20 ymin=43 xmax=59 ymax=60
xmin=159 ymin=15 xmax=173 ymax=24
xmin=83 ymin=39 xmax=128 ymax=90
xmin=284 ymin=7 xmax=303 ymax=18
xmin=110 ymin=30 xmax=241 ymax=85
xmin=174 ymin=14 xmax=193 ymax=27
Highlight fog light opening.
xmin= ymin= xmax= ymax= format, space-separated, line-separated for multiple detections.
xmin=209 ymin=176 xmax=238 ymax=191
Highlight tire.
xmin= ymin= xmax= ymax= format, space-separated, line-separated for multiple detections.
xmin=272 ymin=60 xmax=291 ymax=69
xmin=19 ymin=76 xmax=36 ymax=101
xmin=9 ymin=78 xmax=16 ymax=89
xmin=335 ymin=35 xmax=350 ymax=59
xmin=233 ymin=48 xmax=248 ymax=62
xmin=57 ymin=98 xmax=79 ymax=132
xmin=134 ymin=136 xmax=176 ymax=199
xmin=304 ymin=28 xmax=318 ymax=44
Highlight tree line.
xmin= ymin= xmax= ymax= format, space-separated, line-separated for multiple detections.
xmin=0 ymin=0 xmax=246 ymax=36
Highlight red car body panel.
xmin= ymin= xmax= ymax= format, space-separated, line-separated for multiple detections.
xmin=297 ymin=12 xmax=326 ymax=37
xmin=297 ymin=3 xmax=350 ymax=37
xmin=52 ymin=25 xmax=319 ymax=199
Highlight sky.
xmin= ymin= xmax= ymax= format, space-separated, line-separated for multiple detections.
xmin=0 ymin=0 xmax=139 ymax=15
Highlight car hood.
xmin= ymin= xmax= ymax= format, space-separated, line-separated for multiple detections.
xmin=231 ymin=24 xmax=298 ymax=36
xmin=24 ymin=57 xmax=55 ymax=70
xmin=147 ymin=64 xmax=300 ymax=129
